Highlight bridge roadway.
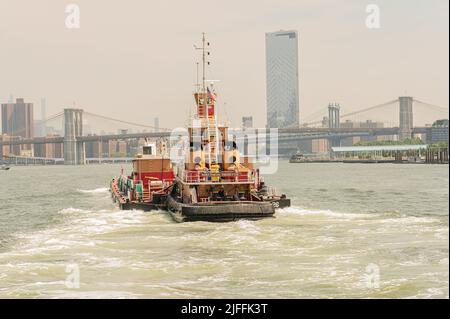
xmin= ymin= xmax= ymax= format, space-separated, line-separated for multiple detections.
xmin=0 ymin=127 xmax=428 ymax=146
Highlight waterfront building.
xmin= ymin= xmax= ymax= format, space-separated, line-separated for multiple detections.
xmin=1 ymin=98 xmax=34 ymax=138
xmin=0 ymin=134 xmax=21 ymax=158
xmin=33 ymin=134 xmax=63 ymax=158
xmin=340 ymin=120 xmax=390 ymax=146
xmin=85 ymin=139 xmax=102 ymax=159
xmin=108 ymin=140 xmax=128 ymax=157
xmin=426 ymin=125 xmax=449 ymax=144
xmin=311 ymin=139 xmax=329 ymax=154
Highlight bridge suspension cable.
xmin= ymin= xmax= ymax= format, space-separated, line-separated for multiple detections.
xmin=301 ymin=106 xmax=329 ymax=124
xmin=340 ymin=99 xmax=398 ymax=119
xmin=43 ymin=112 xmax=64 ymax=123
xmin=412 ymin=99 xmax=449 ymax=115
xmin=83 ymin=111 xmax=171 ymax=131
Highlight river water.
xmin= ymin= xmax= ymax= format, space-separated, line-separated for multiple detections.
xmin=0 ymin=161 xmax=448 ymax=298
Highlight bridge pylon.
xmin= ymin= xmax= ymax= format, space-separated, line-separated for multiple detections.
xmin=328 ymin=103 xmax=341 ymax=149
xmin=399 ymin=96 xmax=413 ymax=140
xmin=63 ymin=108 xmax=85 ymax=165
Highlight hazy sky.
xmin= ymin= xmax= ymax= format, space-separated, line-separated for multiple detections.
xmin=0 ymin=0 xmax=448 ymax=129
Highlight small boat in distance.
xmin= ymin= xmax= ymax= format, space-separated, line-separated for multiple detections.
xmin=289 ymin=151 xmax=306 ymax=163
xmin=1 ymin=164 xmax=10 ymax=171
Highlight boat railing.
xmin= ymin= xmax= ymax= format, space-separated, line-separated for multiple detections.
xmin=183 ymin=170 xmax=255 ymax=184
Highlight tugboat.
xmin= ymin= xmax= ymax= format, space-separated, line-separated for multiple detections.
xmin=289 ymin=151 xmax=306 ymax=163
xmin=110 ymin=140 xmax=174 ymax=211
xmin=110 ymin=33 xmax=290 ymax=222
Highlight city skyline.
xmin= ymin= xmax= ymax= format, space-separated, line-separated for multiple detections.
xmin=0 ymin=0 xmax=448 ymax=130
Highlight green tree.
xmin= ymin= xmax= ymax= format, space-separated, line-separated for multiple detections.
xmin=354 ymin=137 xmax=424 ymax=147
xmin=432 ymin=119 xmax=449 ymax=127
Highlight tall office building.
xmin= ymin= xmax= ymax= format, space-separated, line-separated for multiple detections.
xmin=1 ymin=98 xmax=34 ymax=138
xmin=154 ymin=117 xmax=160 ymax=132
xmin=41 ymin=98 xmax=46 ymax=121
xmin=242 ymin=116 xmax=253 ymax=129
xmin=265 ymin=30 xmax=300 ymax=128
xmin=40 ymin=98 xmax=47 ymax=136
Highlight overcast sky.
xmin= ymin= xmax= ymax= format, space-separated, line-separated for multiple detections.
xmin=0 ymin=0 xmax=448 ymax=129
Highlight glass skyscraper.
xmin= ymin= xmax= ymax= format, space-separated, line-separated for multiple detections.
xmin=265 ymin=30 xmax=299 ymax=128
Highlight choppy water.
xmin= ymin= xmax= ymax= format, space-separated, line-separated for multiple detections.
xmin=0 ymin=162 xmax=448 ymax=298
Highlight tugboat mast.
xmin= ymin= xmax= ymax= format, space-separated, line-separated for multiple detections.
xmin=194 ymin=32 xmax=209 ymax=94
xmin=202 ymin=32 xmax=206 ymax=93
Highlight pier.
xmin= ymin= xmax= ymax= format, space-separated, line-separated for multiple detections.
xmin=425 ymin=146 xmax=449 ymax=164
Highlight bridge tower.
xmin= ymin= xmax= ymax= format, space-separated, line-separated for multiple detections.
xmin=63 ymin=108 xmax=85 ymax=165
xmin=328 ymin=103 xmax=341 ymax=148
xmin=328 ymin=103 xmax=340 ymax=129
xmin=399 ymin=96 xmax=413 ymax=140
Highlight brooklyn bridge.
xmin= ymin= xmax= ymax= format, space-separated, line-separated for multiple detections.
xmin=0 ymin=96 xmax=447 ymax=165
